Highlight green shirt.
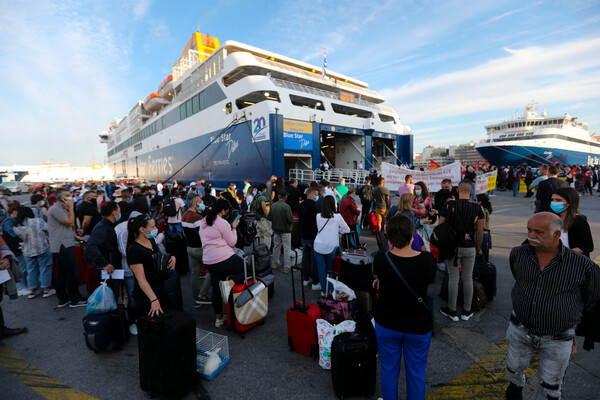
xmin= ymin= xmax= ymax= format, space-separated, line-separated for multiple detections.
xmin=251 ymin=194 xmax=267 ymax=218
xmin=336 ymin=185 xmax=348 ymax=203
xmin=268 ymin=200 xmax=293 ymax=233
xmin=373 ymin=186 xmax=390 ymax=210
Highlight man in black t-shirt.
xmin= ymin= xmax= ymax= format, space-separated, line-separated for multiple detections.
xmin=284 ymin=179 xmax=301 ymax=213
xmin=433 ymin=179 xmax=458 ymax=214
xmin=76 ymin=191 xmax=101 ymax=236
xmin=439 ymin=180 xmax=484 ymax=322
xmin=359 ymin=177 xmax=373 ymax=229
xmin=298 ymin=188 xmax=319 ymax=289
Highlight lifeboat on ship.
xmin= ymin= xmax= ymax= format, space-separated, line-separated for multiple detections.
xmin=158 ymin=75 xmax=173 ymax=101
xmin=143 ymin=93 xmax=168 ymax=113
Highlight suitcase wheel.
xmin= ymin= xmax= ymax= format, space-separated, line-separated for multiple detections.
xmin=259 ymin=320 xmax=265 ymax=326
xmin=288 ymin=337 xmax=294 ymax=351
xmin=240 ymin=332 xmax=246 ymax=339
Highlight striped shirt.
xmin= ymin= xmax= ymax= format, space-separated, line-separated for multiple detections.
xmin=509 ymin=242 xmax=600 ymax=336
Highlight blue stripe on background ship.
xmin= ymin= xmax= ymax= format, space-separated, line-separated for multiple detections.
xmin=476 ymin=145 xmax=600 ymax=167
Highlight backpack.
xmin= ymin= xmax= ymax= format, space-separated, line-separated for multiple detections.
xmin=360 ymin=185 xmax=373 ymax=202
xmin=162 ymin=196 xmax=178 ymax=217
xmin=430 ymin=222 xmax=457 ymax=262
xmin=253 ymin=243 xmax=270 ymax=273
xmin=250 ymin=195 xmax=264 ymax=217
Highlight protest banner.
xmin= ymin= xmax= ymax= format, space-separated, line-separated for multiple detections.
xmin=475 ymin=171 xmax=498 ymax=194
xmin=381 ymin=162 xmax=461 ymax=192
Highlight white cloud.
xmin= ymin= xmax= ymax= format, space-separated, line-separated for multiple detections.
xmin=382 ymin=37 xmax=600 ymax=125
xmin=133 ymin=0 xmax=152 ymax=21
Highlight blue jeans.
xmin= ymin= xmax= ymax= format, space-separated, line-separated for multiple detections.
xmin=301 ymin=239 xmax=318 ymax=284
xmin=505 ymin=321 xmax=574 ymax=399
xmin=25 ymin=249 xmax=53 ymax=289
xmin=124 ymin=275 xmax=136 ymax=324
xmin=375 ymin=322 xmax=431 ymax=400
xmin=314 ymin=248 xmax=336 ymax=294
xmin=15 ymin=254 xmax=28 ymax=291
xmin=513 ymin=180 xmax=520 ymax=196
xmin=471 ymin=182 xmax=476 ymax=201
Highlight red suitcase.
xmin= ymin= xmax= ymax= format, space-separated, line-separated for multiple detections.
xmin=287 ymin=266 xmax=321 ymax=358
xmin=368 ymin=212 xmax=377 ymax=232
xmin=225 ymin=253 xmax=266 ymax=338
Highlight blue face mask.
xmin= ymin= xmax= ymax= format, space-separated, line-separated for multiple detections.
xmin=40 ymin=201 xmax=45 ymax=207
xmin=314 ymin=196 xmax=319 ymax=202
xmin=129 ymin=197 xmax=134 ymax=203
xmin=197 ymin=204 xmax=206 ymax=211
xmin=415 ymin=190 xmax=422 ymax=196
xmin=351 ymin=195 xmax=355 ymax=199
xmin=252 ymin=190 xmax=257 ymax=196
xmin=550 ymin=202 xmax=566 ymax=214
xmin=146 ymin=229 xmax=158 ymax=239
xmin=116 ymin=213 xmax=122 ymax=222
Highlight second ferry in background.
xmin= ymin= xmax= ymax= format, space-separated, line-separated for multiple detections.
xmin=476 ymin=102 xmax=600 ymax=166
xmin=99 ymin=32 xmax=413 ymax=186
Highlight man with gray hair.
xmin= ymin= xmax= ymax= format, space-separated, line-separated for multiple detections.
xmin=505 ymin=212 xmax=600 ymax=400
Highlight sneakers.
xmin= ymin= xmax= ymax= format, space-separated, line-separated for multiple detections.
xmin=42 ymin=289 xmax=56 ymax=298
xmin=215 ymin=316 xmax=226 ymax=328
xmin=271 ymin=263 xmax=282 ymax=270
xmin=282 ymin=267 xmax=292 ymax=274
xmin=461 ymin=309 xmax=473 ymax=321
xmin=194 ymin=296 xmax=212 ymax=308
xmin=17 ymin=289 xmax=32 ymax=297
xmin=311 ymin=283 xmax=321 ymax=291
xmin=219 ymin=281 xmax=233 ymax=304
xmin=303 ymin=279 xmax=312 ymax=287
xmin=129 ymin=324 xmax=138 ymax=336
xmin=440 ymin=307 xmax=459 ymax=322
xmin=69 ymin=300 xmax=87 ymax=308
xmin=28 ymin=289 xmax=42 ymax=299
xmin=57 ymin=300 xmax=70 ymax=308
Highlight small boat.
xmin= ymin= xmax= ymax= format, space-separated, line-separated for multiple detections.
xmin=158 ymin=75 xmax=173 ymax=101
xmin=143 ymin=93 xmax=168 ymax=113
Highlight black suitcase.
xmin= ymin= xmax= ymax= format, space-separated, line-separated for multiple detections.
xmin=339 ymin=253 xmax=374 ymax=292
xmin=473 ymin=260 xmax=497 ymax=300
xmin=331 ymin=332 xmax=377 ymax=398
xmin=83 ymin=313 xmax=112 ymax=352
xmin=163 ymin=269 xmax=184 ymax=311
xmin=137 ymin=309 xmax=197 ymax=399
xmin=111 ymin=304 xmax=129 ymax=351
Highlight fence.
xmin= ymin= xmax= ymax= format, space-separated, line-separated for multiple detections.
xmin=288 ymin=168 xmax=376 ymax=186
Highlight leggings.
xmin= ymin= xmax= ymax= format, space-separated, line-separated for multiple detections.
xmin=205 ymin=254 xmax=249 ymax=315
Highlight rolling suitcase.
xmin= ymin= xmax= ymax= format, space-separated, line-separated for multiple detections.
xmin=473 ymin=260 xmax=497 ymax=300
xmin=339 ymin=253 xmax=373 ymax=292
xmin=226 ymin=254 xmax=268 ymax=338
xmin=137 ymin=309 xmax=196 ymax=398
xmin=111 ymin=304 xmax=129 ymax=351
xmin=291 ymin=217 xmax=302 ymax=249
xmin=331 ymin=332 xmax=377 ymax=399
xmin=287 ymin=266 xmax=321 ymax=358
xmin=368 ymin=212 xmax=377 ymax=233
xmin=257 ymin=266 xmax=275 ymax=299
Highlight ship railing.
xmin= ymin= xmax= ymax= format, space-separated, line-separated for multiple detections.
xmin=289 ymin=168 xmax=374 ymax=186
xmin=270 ymin=78 xmax=394 ymax=114
xmin=173 ymin=49 xmax=213 ymax=83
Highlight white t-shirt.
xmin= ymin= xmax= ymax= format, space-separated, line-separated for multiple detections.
xmin=167 ymin=198 xmax=186 ymax=224
xmin=314 ymin=214 xmax=350 ymax=254
xmin=324 ymin=187 xmax=335 ymax=198
xmin=157 ymin=183 xmax=163 ymax=193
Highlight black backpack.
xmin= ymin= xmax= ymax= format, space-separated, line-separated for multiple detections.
xmin=360 ymin=185 xmax=373 ymax=202
xmin=162 ymin=196 xmax=178 ymax=217
xmin=430 ymin=222 xmax=457 ymax=262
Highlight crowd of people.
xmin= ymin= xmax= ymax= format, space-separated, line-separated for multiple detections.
xmin=0 ymin=161 xmax=599 ymax=400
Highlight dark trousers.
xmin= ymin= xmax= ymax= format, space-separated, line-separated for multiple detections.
xmin=53 ymin=245 xmax=83 ymax=304
xmin=205 ymin=254 xmax=249 ymax=315
xmin=0 ymin=290 xmax=4 ymax=336
xmin=301 ymin=238 xmax=318 ymax=284
xmin=360 ymin=201 xmax=372 ymax=228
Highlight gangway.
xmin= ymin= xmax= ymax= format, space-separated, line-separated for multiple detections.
xmin=288 ymin=168 xmax=374 ymax=186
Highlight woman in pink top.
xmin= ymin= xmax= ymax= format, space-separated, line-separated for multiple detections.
xmin=199 ymin=198 xmax=245 ymax=327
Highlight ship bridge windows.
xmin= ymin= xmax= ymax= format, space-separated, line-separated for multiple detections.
xmin=289 ymin=94 xmax=325 ymax=110
xmin=379 ymin=114 xmax=396 ymax=123
xmin=235 ymin=91 xmax=281 ymax=110
xmin=331 ymin=103 xmax=372 ymax=118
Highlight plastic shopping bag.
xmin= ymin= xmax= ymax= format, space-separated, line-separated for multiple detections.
xmin=316 ymin=319 xmax=356 ymax=370
xmin=86 ymin=280 xmax=117 ymax=315
xmin=326 ymin=277 xmax=357 ymax=301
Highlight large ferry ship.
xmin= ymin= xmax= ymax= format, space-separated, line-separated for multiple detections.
xmin=475 ymin=102 xmax=600 ymax=167
xmin=99 ymin=32 xmax=413 ymax=187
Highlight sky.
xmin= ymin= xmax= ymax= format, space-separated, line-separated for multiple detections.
xmin=1 ymin=0 xmax=599 ymax=165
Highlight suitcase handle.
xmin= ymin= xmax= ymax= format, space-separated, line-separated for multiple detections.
xmin=290 ymin=266 xmax=309 ymax=314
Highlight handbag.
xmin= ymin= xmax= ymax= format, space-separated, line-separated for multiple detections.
xmin=384 ymin=253 xmax=435 ymax=334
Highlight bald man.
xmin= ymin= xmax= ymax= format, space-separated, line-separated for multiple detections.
xmin=505 ymin=212 xmax=600 ymax=400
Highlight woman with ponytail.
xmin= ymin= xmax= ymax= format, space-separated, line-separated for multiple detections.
xmin=126 ymin=215 xmax=176 ymax=317
xmin=199 ymin=198 xmax=245 ymax=327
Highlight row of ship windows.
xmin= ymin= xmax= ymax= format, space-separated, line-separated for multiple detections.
xmin=110 ymin=88 xmax=395 ymax=157
xmin=488 ymin=119 xmax=567 ymax=131
xmin=499 ymin=132 xmax=535 ymax=138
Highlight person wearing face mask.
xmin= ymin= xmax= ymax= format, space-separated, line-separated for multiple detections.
xmin=76 ymin=191 xmax=101 ymax=237
xmin=298 ymin=188 xmax=320 ymax=290
xmin=126 ymin=215 xmax=176 ymax=317
xmin=47 ymin=189 xmax=86 ymax=307
xmin=182 ymin=194 xmax=211 ymax=307
xmin=30 ymin=194 xmax=47 ymax=221
xmin=339 ymin=188 xmax=361 ymax=245
xmin=199 ymin=199 xmax=246 ymax=327
xmin=226 ymin=182 xmax=238 ymax=202
xmin=245 ymin=186 xmax=257 ymax=210
xmin=85 ymin=201 xmax=123 ymax=301
xmin=549 ymin=187 xmax=593 ymax=258
xmin=412 ymin=181 xmax=436 ymax=240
